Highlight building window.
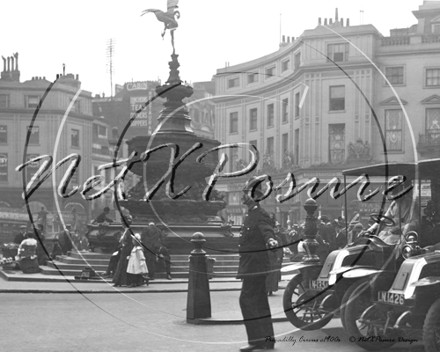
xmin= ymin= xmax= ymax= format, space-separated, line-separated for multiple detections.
xmin=432 ymin=24 xmax=440 ymax=33
xmin=93 ymin=124 xmax=107 ymax=139
xmin=327 ymin=43 xmax=349 ymax=62
xmin=426 ymin=108 xmax=440 ymax=140
xmin=27 ymin=126 xmax=39 ymax=144
xmin=330 ymin=86 xmax=345 ymax=111
xmin=294 ymin=52 xmax=301 ymax=70
xmin=426 ymin=68 xmax=440 ymax=87
xmin=282 ymin=133 xmax=289 ymax=153
xmin=385 ymin=67 xmax=404 ymax=85
xmin=249 ymin=140 xmax=258 ymax=160
xmin=230 ymin=148 xmax=238 ymax=172
xmin=267 ymin=104 xmax=274 ymax=127
xmin=385 ymin=110 xmax=403 ymax=151
xmin=228 ymin=77 xmax=239 ymax=88
xmin=0 ymin=125 xmax=7 ymax=143
xmin=0 ymin=94 xmax=9 ymax=108
xmin=26 ymin=154 xmax=40 ymax=182
xmin=247 ymin=73 xmax=258 ymax=84
xmin=229 ymin=112 xmax=238 ymax=133
xmin=71 ymin=129 xmax=80 ymax=148
xmin=70 ymin=98 xmax=81 ymax=113
xmin=295 ymin=92 xmax=300 ymax=118
xmin=105 ymin=168 xmax=112 ymax=184
xmin=26 ymin=95 xmax=40 ymax=109
xmin=265 ymin=66 xmax=275 ymax=79
xmin=282 ymin=99 xmax=289 ymax=123
xmin=249 ymin=108 xmax=258 ymax=130
xmin=329 ymin=124 xmax=345 ymax=164
xmin=267 ymin=137 xmax=274 ymax=155
xmin=281 ymin=59 xmax=290 ymax=72
xmin=294 ymin=129 xmax=300 ymax=165
xmin=0 ymin=152 xmax=8 ymax=181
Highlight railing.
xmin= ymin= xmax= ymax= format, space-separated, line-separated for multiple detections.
xmin=422 ymin=34 xmax=440 ymax=44
xmin=381 ymin=36 xmax=410 ymax=46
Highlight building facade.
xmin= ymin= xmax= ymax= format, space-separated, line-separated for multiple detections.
xmin=0 ymin=56 xmax=95 ymax=238
xmin=213 ymin=2 xmax=440 ymax=226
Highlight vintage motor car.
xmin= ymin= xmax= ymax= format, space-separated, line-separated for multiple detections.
xmin=341 ymin=158 xmax=440 ymax=351
xmin=282 ymin=161 xmax=422 ymax=331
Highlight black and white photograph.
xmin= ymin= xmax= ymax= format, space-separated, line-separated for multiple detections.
xmin=0 ymin=1 xmax=439 ymax=351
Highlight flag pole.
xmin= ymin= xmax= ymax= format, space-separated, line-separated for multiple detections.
xmin=279 ymin=13 xmax=282 ymax=43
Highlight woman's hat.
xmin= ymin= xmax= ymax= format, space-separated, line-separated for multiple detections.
xmin=134 ymin=233 xmax=141 ymax=241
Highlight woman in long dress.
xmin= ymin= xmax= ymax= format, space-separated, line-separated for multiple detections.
xmin=126 ymin=234 xmax=148 ymax=287
xmin=113 ymin=221 xmax=134 ymax=287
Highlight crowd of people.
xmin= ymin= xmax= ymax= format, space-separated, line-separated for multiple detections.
xmin=6 ymin=206 xmax=173 ymax=283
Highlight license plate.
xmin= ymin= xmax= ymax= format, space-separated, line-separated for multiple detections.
xmin=377 ymin=291 xmax=405 ymax=305
xmin=310 ymin=280 xmax=329 ymax=289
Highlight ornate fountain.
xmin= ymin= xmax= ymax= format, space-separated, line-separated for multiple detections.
xmin=122 ymin=53 xmax=226 ymax=225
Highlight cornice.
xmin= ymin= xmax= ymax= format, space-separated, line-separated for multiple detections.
xmin=0 ymin=108 xmax=94 ymax=121
xmin=214 ymin=62 xmax=375 ymax=103
xmin=0 ymin=83 xmax=92 ymax=98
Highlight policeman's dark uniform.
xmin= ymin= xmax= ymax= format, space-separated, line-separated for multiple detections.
xmin=238 ymin=204 xmax=275 ymax=350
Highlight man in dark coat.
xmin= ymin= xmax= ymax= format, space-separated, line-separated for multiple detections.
xmin=237 ymin=177 xmax=277 ymax=351
xmin=59 ymin=224 xmax=73 ymax=255
xmin=141 ymin=222 xmax=162 ymax=280
xmin=93 ymin=207 xmax=114 ymax=224
xmin=14 ymin=225 xmax=28 ymax=245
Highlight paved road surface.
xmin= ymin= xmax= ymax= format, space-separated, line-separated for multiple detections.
xmin=1 ymin=290 xmax=426 ymax=352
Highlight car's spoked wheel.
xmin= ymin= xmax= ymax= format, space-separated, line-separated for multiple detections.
xmin=283 ymin=274 xmax=333 ymax=330
xmin=345 ymin=283 xmax=396 ymax=351
xmin=424 ymin=297 xmax=440 ymax=352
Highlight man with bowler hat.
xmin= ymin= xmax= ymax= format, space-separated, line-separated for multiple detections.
xmin=238 ymin=176 xmax=277 ymax=351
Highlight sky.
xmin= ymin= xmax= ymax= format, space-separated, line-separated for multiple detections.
xmin=0 ymin=0 xmax=427 ymax=96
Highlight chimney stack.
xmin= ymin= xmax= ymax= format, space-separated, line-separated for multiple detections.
xmin=347 ymin=18 xmax=350 ymax=26
xmin=335 ymin=8 xmax=339 ymax=22
xmin=341 ymin=18 xmax=344 ymax=26
xmin=324 ymin=18 xmax=328 ymax=25
xmin=318 ymin=18 xmax=322 ymax=25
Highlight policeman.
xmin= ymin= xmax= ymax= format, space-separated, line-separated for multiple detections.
xmin=238 ymin=177 xmax=277 ymax=351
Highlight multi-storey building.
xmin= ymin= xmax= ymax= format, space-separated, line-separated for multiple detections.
xmin=0 ymin=56 xmax=95 ymax=239
xmin=213 ymin=1 xmax=440 ymax=226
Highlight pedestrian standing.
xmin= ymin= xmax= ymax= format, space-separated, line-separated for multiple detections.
xmin=113 ymin=218 xmax=134 ymax=287
xmin=58 ymin=224 xmax=73 ymax=255
xmin=13 ymin=225 xmax=28 ymax=245
xmin=141 ymin=222 xmax=162 ymax=280
xmin=237 ymin=177 xmax=277 ymax=351
xmin=126 ymin=233 xmax=148 ymax=287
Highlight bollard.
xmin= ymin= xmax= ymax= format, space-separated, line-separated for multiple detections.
xmin=301 ymin=198 xmax=321 ymax=263
xmin=186 ymin=232 xmax=211 ymax=323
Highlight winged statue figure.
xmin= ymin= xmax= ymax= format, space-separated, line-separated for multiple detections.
xmin=141 ymin=0 xmax=180 ymax=52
